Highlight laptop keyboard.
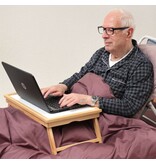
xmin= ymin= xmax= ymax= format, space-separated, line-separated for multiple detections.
xmin=45 ymin=95 xmax=87 ymax=113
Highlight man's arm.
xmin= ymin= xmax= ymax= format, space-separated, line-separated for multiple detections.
xmin=99 ymin=61 xmax=154 ymax=117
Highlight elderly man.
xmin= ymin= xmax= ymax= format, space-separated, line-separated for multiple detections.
xmin=42 ymin=9 xmax=154 ymax=117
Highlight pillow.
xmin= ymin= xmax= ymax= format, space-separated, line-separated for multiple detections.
xmin=139 ymin=44 xmax=156 ymax=99
xmin=71 ymin=72 xmax=114 ymax=98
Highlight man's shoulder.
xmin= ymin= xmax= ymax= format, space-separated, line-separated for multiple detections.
xmin=123 ymin=47 xmax=153 ymax=76
xmin=138 ymin=47 xmax=153 ymax=65
xmin=130 ymin=47 xmax=153 ymax=70
xmin=94 ymin=47 xmax=109 ymax=57
xmin=96 ymin=47 xmax=105 ymax=53
xmin=132 ymin=47 xmax=152 ymax=64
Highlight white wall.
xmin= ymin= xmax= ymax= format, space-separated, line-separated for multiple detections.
xmin=0 ymin=5 xmax=156 ymax=107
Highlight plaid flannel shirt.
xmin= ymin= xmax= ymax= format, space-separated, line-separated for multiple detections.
xmin=61 ymin=40 xmax=154 ymax=117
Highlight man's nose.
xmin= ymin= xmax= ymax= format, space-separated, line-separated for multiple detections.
xmin=102 ymin=31 xmax=109 ymax=39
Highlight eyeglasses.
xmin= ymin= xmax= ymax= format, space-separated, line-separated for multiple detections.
xmin=97 ymin=26 xmax=129 ymax=35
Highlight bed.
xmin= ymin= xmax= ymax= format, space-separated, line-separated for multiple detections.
xmin=1 ymin=36 xmax=156 ymax=159
xmin=1 ymin=106 xmax=156 ymax=159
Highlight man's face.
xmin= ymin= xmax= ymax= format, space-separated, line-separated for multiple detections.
xmin=102 ymin=13 xmax=129 ymax=54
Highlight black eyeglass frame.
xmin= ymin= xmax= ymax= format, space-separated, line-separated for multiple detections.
xmin=97 ymin=26 xmax=129 ymax=35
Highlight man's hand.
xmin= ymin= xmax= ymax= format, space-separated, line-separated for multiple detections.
xmin=41 ymin=84 xmax=68 ymax=98
xmin=59 ymin=93 xmax=99 ymax=108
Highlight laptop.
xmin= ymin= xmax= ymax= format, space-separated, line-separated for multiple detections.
xmin=2 ymin=62 xmax=87 ymax=113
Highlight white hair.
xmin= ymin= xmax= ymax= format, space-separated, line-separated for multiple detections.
xmin=108 ymin=9 xmax=136 ymax=30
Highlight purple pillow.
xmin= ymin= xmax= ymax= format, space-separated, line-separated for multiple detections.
xmin=71 ymin=72 xmax=114 ymax=98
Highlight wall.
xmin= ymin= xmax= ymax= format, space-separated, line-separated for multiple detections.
xmin=0 ymin=5 xmax=156 ymax=107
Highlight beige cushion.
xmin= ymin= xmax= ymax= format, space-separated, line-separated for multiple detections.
xmin=139 ymin=44 xmax=156 ymax=98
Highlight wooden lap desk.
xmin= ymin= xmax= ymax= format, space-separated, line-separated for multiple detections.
xmin=4 ymin=93 xmax=102 ymax=155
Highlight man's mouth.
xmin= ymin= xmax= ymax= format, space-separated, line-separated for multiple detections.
xmin=105 ymin=42 xmax=111 ymax=46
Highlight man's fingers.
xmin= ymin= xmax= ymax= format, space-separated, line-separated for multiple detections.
xmin=59 ymin=94 xmax=77 ymax=107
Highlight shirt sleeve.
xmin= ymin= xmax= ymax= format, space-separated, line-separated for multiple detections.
xmin=100 ymin=61 xmax=154 ymax=117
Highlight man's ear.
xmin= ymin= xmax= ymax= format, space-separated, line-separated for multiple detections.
xmin=127 ymin=28 xmax=134 ymax=38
